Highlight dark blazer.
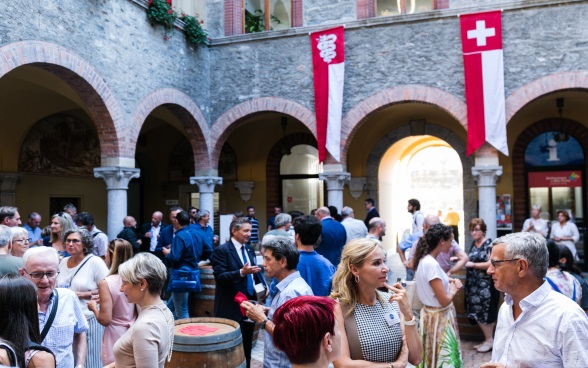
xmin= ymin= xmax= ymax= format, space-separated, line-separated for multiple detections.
xmin=154 ymin=224 xmax=174 ymax=260
xmin=210 ymin=240 xmax=265 ymax=322
xmin=116 ymin=227 xmax=141 ymax=253
xmin=364 ymin=207 xmax=380 ymax=228
xmin=140 ymin=222 xmax=167 ymax=253
xmin=316 ymin=217 xmax=347 ymax=267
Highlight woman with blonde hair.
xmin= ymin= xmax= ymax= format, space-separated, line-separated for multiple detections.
xmin=43 ymin=212 xmax=75 ymax=259
xmin=412 ymin=223 xmax=463 ymax=367
xmin=330 ymin=238 xmax=422 ymax=367
xmin=87 ymin=239 xmax=136 ymax=365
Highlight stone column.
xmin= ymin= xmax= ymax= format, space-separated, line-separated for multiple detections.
xmin=319 ymin=172 xmax=350 ymax=211
xmin=0 ymin=173 xmax=22 ymax=206
xmin=190 ymin=176 xmax=223 ymax=229
xmin=472 ymin=166 xmax=502 ymax=241
xmin=94 ymin=167 xmax=141 ymax=240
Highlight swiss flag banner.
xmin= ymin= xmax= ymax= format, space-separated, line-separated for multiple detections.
xmin=310 ymin=26 xmax=345 ymax=163
xmin=460 ymin=11 xmax=509 ymax=156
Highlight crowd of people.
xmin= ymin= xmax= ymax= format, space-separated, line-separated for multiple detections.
xmin=0 ymin=201 xmax=587 ymax=368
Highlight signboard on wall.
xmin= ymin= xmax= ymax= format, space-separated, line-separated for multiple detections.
xmin=528 ymin=171 xmax=582 ymax=188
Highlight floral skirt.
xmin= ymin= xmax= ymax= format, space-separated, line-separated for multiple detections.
xmin=418 ymin=303 xmax=463 ymax=368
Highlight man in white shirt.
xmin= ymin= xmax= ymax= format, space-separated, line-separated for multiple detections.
xmin=75 ymin=212 xmax=108 ymax=260
xmin=481 ymin=232 xmax=588 ymax=368
xmin=141 ymin=211 xmax=165 ymax=253
xmin=341 ymin=206 xmax=367 ymax=240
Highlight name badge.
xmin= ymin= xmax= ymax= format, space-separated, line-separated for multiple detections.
xmin=384 ymin=308 xmax=401 ymax=327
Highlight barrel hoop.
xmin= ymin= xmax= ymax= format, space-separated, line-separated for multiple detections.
xmin=173 ymin=334 xmax=243 ymax=352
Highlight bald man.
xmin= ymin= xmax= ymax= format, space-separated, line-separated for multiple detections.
xmin=141 ymin=211 xmax=166 ymax=253
xmin=116 ymin=216 xmax=142 ymax=254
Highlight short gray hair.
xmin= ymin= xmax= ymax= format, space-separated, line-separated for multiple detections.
xmin=531 ymin=204 xmax=541 ymax=212
xmin=10 ymin=226 xmax=28 ymax=240
xmin=23 ymin=247 xmax=60 ymax=268
xmin=118 ymin=253 xmax=167 ymax=295
xmin=64 ymin=228 xmax=94 ymax=255
xmin=0 ymin=225 xmax=10 ymax=248
xmin=275 ymin=213 xmax=292 ymax=228
xmin=341 ymin=206 xmax=353 ymax=217
xmin=492 ymin=232 xmax=548 ymax=279
xmin=197 ymin=209 xmax=209 ymax=221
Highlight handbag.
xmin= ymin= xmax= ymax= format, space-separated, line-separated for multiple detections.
xmin=168 ymin=269 xmax=201 ymax=293
xmin=404 ymin=280 xmax=423 ymax=310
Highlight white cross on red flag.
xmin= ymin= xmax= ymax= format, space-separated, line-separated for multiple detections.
xmin=460 ymin=10 xmax=509 ymax=156
xmin=310 ymin=26 xmax=345 ymax=163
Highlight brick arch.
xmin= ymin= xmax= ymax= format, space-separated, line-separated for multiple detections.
xmin=0 ymin=41 xmax=127 ymax=165
xmin=265 ymin=133 xmax=318 ymax=219
xmin=210 ymin=97 xmax=316 ymax=168
xmin=132 ymin=88 xmax=210 ymax=174
xmin=506 ymin=71 xmax=588 ymax=123
xmin=512 ymin=118 xmax=588 ymax=232
xmin=341 ymin=85 xmax=467 ymax=164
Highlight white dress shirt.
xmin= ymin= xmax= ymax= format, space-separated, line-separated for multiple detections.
xmin=492 ymin=281 xmax=588 ymax=367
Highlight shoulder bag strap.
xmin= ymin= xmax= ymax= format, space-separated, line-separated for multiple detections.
xmin=40 ymin=290 xmax=59 ymax=343
xmin=545 ymin=277 xmax=562 ymax=294
xmin=341 ymin=303 xmax=363 ymax=360
xmin=68 ymin=255 xmax=94 ymax=285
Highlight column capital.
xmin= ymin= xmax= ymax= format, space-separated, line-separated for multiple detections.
xmin=472 ymin=166 xmax=503 ymax=187
xmin=190 ymin=176 xmax=223 ymax=193
xmin=94 ymin=167 xmax=140 ymax=190
xmin=0 ymin=173 xmax=23 ymax=191
xmin=319 ymin=172 xmax=350 ymax=191
xmin=234 ymin=181 xmax=255 ymax=202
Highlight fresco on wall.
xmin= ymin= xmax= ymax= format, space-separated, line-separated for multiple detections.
xmin=19 ymin=113 xmax=100 ymax=176
xmin=525 ymin=132 xmax=584 ymax=167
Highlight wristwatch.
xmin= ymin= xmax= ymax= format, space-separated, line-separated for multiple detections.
xmin=261 ymin=318 xmax=271 ymax=331
xmin=403 ymin=315 xmax=417 ymax=326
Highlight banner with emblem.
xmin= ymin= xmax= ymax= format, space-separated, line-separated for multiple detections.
xmin=460 ymin=10 xmax=508 ymax=156
xmin=310 ymin=26 xmax=345 ymax=163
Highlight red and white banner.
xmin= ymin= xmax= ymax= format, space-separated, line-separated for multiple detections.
xmin=460 ymin=11 xmax=508 ymax=156
xmin=311 ymin=26 xmax=345 ymax=163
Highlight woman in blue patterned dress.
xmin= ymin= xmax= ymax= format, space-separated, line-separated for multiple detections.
xmin=330 ymin=238 xmax=422 ymax=367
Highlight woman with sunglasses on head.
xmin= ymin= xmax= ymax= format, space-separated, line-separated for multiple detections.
xmin=56 ymin=228 xmax=109 ymax=368
xmin=43 ymin=212 xmax=75 ymax=259
xmin=87 ymin=239 xmax=136 ymax=365
xmin=463 ymin=218 xmax=499 ymax=353
xmin=413 ymin=223 xmax=463 ymax=367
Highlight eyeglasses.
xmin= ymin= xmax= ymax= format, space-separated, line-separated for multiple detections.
xmin=22 ymin=269 xmax=60 ymax=280
xmin=14 ymin=238 xmax=31 ymax=243
xmin=490 ymin=258 xmax=520 ymax=267
xmin=65 ymin=238 xmax=82 ymax=244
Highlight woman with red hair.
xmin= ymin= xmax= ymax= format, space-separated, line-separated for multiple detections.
xmin=273 ymin=296 xmax=341 ymax=367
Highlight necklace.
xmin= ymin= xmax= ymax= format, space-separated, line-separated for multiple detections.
xmin=146 ymin=303 xmax=174 ymax=362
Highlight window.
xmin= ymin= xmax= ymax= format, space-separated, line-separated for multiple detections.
xmin=173 ymin=0 xmax=206 ymax=20
xmin=245 ymin=0 xmax=291 ymax=33
xmin=376 ymin=0 xmax=434 ymax=16
xmin=280 ymin=145 xmax=323 ymax=215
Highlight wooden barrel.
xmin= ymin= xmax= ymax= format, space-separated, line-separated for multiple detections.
xmin=166 ymin=317 xmax=246 ymax=368
xmin=189 ymin=266 xmax=215 ymax=318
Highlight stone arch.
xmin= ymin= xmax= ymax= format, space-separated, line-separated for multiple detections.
xmin=512 ymin=118 xmax=588 ymax=232
xmin=365 ymin=122 xmax=476 ymax=245
xmin=341 ymin=85 xmax=467 ymax=164
xmin=506 ymin=71 xmax=588 ymax=123
xmin=265 ymin=132 xmax=318 ymax=218
xmin=0 ymin=41 xmax=127 ymax=166
xmin=210 ymin=97 xmax=316 ymax=168
xmin=131 ymin=88 xmax=210 ymax=175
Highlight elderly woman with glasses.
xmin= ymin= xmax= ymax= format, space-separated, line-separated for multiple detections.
xmin=10 ymin=227 xmax=30 ymax=258
xmin=56 ymin=228 xmax=109 ymax=368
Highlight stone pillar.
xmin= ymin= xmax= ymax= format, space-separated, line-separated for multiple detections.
xmin=319 ymin=172 xmax=350 ymax=211
xmin=94 ymin=167 xmax=141 ymax=240
xmin=0 ymin=173 xmax=22 ymax=206
xmin=472 ymin=166 xmax=502 ymax=241
xmin=190 ymin=176 xmax=223 ymax=229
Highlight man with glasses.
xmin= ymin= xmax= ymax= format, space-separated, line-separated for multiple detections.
xmin=20 ymin=246 xmax=88 ymax=368
xmin=481 ymin=232 xmax=588 ymax=368
xmin=0 ymin=225 xmax=21 ymax=276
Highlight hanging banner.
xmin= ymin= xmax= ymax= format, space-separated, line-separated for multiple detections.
xmin=460 ymin=10 xmax=508 ymax=156
xmin=310 ymin=26 xmax=345 ymax=163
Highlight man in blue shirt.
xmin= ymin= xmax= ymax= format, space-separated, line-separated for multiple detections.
xmin=241 ymin=236 xmax=313 ymax=368
xmin=246 ymin=205 xmax=260 ymax=249
xmin=192 ymin=209 xmax=217 ymax=252
xmin=294 ymin=215 xmax=336 ymax=296
xmin=24 ymin=212 xmax=43 ymax=246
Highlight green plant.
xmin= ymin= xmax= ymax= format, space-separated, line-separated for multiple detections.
xmin=182 ymin=15 xmax=209 ymax=46
xmin=244 ymin=9 xmax=282 ymax=33
xmin=147 ymin=0 xmax=177 ymax=30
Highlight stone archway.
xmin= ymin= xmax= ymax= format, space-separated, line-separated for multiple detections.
xmin=365 ymin=122 xmax=476 ymax=246
xmin=0 ymin=41 xmax=127 ymax=166
xmin=131 ymin=88 xmax=211 ymax=175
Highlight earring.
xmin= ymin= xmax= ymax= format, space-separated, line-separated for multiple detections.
xmin=140 ymin=288 xmax=144 ymax=291
xmin=327 ymin=345 xmax=332 ymax=352
xmin=354 ymin=274 xmax=360 ymax=283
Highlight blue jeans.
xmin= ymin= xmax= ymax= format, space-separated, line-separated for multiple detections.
xmin=168 ymin=291 xmax=189 ymax=320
